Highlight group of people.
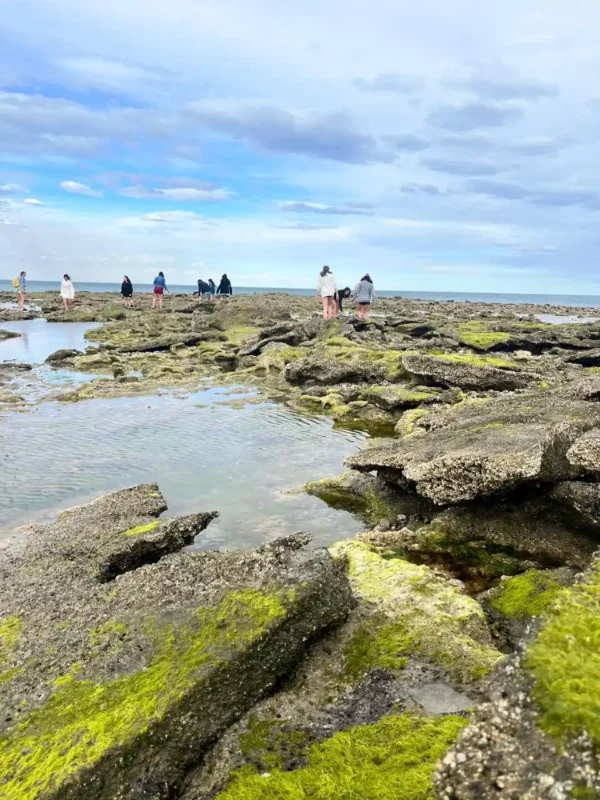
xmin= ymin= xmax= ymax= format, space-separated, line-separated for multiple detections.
xmin=14 ymin=271 xmax=75 ymax=311
xmin=316 ymin=266 xmax=375 ymax=320
xmin=194 ymin=274 xmax=233 ymax=302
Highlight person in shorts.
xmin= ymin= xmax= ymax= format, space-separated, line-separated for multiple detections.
xmin=16 ymin=271 xmax=26 ymax=311
xmin=354 ymin=274 xmax=375 ymax=320
xmin=152 ymin=272 xmax=168 ymax=309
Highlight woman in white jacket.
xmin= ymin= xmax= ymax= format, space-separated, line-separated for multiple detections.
xmin=316 ymin=265 xmax=337 ymax=320
xmin=60 ymin=274 xmax=75 ymax=310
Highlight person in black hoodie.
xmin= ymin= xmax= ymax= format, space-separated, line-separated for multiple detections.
xmin=121 ymin=275 xmax=133 ymax=307
xmin=196 ymin=279 xmax=211 ymax=301
xmin=217 ymin=274 xmax=233 ymax=296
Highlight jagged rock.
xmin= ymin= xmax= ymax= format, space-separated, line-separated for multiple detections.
xmin=567 ymin=428 xmax=600 ymax=473
xmin=479 ymin=567 xmax=578 ymax=651
xmin=45 ymin=348 xmax=83 ymax=363
xmin=346 ymin=394 xmax=600 ymax=504
xmin=552 ymin=481 xmax=600 ymax=526
xmin=359 ymin=384 xmax=460 ymax=411
xmin=115 ymin=332 xmax=209 ymax=353
xmin=401 ymin=353 xmax=536 ymax=391
xmin=0 ymin=329 xmax=20 ymax=342
xmin=284 ymin=356 xmax=385 ymax=386
xmin=434 ymin=555 xmax=600 ymax=799
xmin=0 ymin=485 xmax=352 ymax=800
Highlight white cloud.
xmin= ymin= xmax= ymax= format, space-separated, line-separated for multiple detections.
xmin=119 ymin=186 xmax=230 ymax=201
xmin=60 ymin=181 xmax=103 ymax=198
xmin=24 ymin=198 xmax=43 ymax=205
xmin=0 ymin=183 xmax=25 ymax=194
xmin=140 ymin=211 xmax=206 ymax=223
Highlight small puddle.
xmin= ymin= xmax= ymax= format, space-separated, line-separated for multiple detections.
xmin=0 ymin=384 xmax=367 ymax=549
xmin=0 ymin=318 xmax=100 ymax=364
xmin=536 ymin=314 xmax=600 ymax=325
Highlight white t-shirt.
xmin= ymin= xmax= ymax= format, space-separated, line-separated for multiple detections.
xmin=61 ymin=280 xmax=75 ymax=300
xmin=316 ymin=273 xmax=337 ymax=298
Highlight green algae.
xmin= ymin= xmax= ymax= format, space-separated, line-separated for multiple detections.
xmin=330 ymin=541 xmax=502 ymax=683
xmin=459 ymin=332 xmax=510 ymax=350
xmin=0 ymin=617 xmax=22 ymax=685
xmin=0 ymin=589 xmax=290 ymax=800
xmin=432 ymin=353 xmax=518 ymax=370
xmin=304 ymin=475 xmax=404 ymax=526
xmin=490 ymin=570 xmax=565 ymax=620
xmin=526 ymin=561 xmax=600 ymax=745
xmin=90 ymin=621 xmax=128 ymax=651
xmin=122 ymin=520 xmax=161 ymax=537
xmin=218 ymin=714 xmax=468 ymax=800
xmin=395 ymin=408 xmax=429 ymax=437
xmin=344 ymin=618 xmax=413 ymax=678
xmin=239 ymin=715 xmax=308 ymax=771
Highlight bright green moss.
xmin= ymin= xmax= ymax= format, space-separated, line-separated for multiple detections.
xmin=330 ymin=541 xmax=502 ymax=683
xmin=90 ymin=621 xmax=128 ymax=650
xmin=122 ymin=520 xmax=161 ymax=537
xmin=432 ymin=353 xmax=517 ymax=370
xmin=395 ymin=408 xmax=428 ymax=437
xmin=278 ymin=346 xmax=305 ymax=362
xmin=0 ymin=589 xmax=290 ymax=800
xmin=0 ymin=617 xmax=22 ymax=685
xmin=459 ymin=332 xmax=510 ymax=350
xmin=224 ymin=326 xmax=260 ymax=344
xmin=526 ymin=562 xmax=600 ymax=745
xmin=344 ymin=619 xmax=413 ymax=678
xmin=239 ymin=715 xmax=308 ymax=770
xmin=324 ymin=337 xmax=358 ymax=348
xmin=218 ymin=714 xmax=468 ymax=800
xmin=490 ymin=570 xmax=565 ymax=620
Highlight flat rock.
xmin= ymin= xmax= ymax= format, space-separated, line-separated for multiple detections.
xmin=401 ymin=353 xmax=536 ymax=391
xmin=0 ymin=485 xmax=352 ymax=800
xmin=45 ymin=348 xmax=83 ymax=363
xmin=284 ymin=355 xmax=385 ymax=386
xmin=359 ymin=384 xmax=460 ymax=411
xmin=346 ymin=394 xmax=600 ymax=504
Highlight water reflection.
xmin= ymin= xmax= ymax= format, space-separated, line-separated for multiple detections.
xmin=0 ymin=385 xmax=367 ymax=549
xmin=0 ymin=319 xmax=100 ymax=364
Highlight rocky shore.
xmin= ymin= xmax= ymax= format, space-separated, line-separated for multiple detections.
xmin=2 ymin=289 xmax=600 ymax=797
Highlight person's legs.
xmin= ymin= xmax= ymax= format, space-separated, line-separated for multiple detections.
xmin=158 ymin=293 xmax=163 ymax=309
xmin=62 ymin=296 xmax=68 ymax=310
xmin=321 ymin=298 xmax=329 ymax=319
xmin=363 ymin=303 xmax=370 ymax=320
xmin=152 ymin=292 xmax=157 ymax=308
xmin=333 ymin=294 xmax=339 ymax=318
xmin=17 ymin=291 xmax=24 ymax=311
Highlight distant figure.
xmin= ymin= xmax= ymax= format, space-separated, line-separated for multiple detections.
xmin=217 ymin=274 xmax=233 ymax=296
xmin=61 ymin=274 xmax=75 ymax=310
xmin=152 ymin=271 xmax=168 ymax=309
xmin=335 ymin=287 xmax=351 ymax=316
xmin=316 ymin=265 xmax=337 ymax=320
xmin=208 ymin=278 xmax=216 ymax=300
xmin=354 ymin=274 xmax=375 ymax=320
xmin=196 ymin=279 xmax=211 ymax=302
xmin=121 ymin=275 xmax=133 ymax=307
xmin=14 ymin=271 xmax=26 ymax=311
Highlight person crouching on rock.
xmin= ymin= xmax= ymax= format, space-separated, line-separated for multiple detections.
xmin=335 ymin=286 xmax=351 ymax=317
xmin=316 ymin=265 xmax=337 ymax=320
xmin=61 ymin=274 xmax=75 ymax=311
xmin=152 ymin=272 xmax=168 ymax=309
xmin=196 ymin=279 xmax=211 ymax=302
xmin=354 ymin=274 xmax=375 ymax=320
xmin=121 ymin=275 xmax=133 ymax=307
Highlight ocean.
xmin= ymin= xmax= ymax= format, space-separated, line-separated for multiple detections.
xmin=2 ymin=280 xmax=600 ymax=307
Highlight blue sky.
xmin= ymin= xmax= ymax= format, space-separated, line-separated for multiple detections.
xmin=2 ymin=0 xmax=600 ymax=292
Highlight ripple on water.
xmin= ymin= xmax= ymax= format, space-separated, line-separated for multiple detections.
xmin=0 ymin=385 xmax=367 ymax=549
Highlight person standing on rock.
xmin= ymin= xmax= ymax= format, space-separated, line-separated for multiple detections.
xmin=152 ymin=271 xmax=168 ymax=309
xmin=15 ymin=271 xmax=26 ymax=311
xmin=121 ymin=276 xmax=133 ymax=307
xmin=316 ymin=265 xmax=337 ymax=319
xmin=354 ymin=274 xmax=375 ymax=320
xmin=60 ymin=274 xmax=75 ymax=311
xmin=208 ymin=278 xmax=216 ymax=300
xmin=217 ymin=274 xmax=233 ymax=296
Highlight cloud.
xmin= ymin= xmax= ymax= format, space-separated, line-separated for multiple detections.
xmin=140 ymin=211 xmax=206 ymax=223
xmin=428 ymin=102 xmax=523 ymax=131
xmin=275 ymin=222 xmax=340 ymax=230
xmin=24 ymin=198 xmax=43 ymax=205
xmin=423 ymin=157 xmax=501 ymax=176
xmin=465 ymin=179 xmax=600 ymax=210
xmin=119 ymin=185 xmax=230 ymax=201
xmin=184 ymin=102 xmax=393 ymax=164
xmin=383 ymin=133 xmax=429 ymax=152
xmin=0 ymin=183 xmax=25 ymax=194
xmin=353 ymin=73 xmax=422 ymax=94
xmin=278 ymin=200 xmax=374 ymax=216
xmin=457 ymin=77 xmax=558 ymax=102
xmin=60 ymin=181 xmax=103 ymax=197
xmin=401 ymin=183 xmax=444 ymax=195
xmin=53 ymin=57 xmax=159 ymax=93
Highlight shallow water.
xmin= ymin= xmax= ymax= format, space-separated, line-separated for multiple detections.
xmin=0 ymin=384 xmax=366 ymax=549
xmin=0 ymin=318 xmax=100 ymax=363
xmin=536 ymin=314 xmax=600 ymax=325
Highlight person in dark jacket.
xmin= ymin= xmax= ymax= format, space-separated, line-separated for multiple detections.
xmin=196 ymin=279 xmax=211 ymax=301
xmin=121 ymin=276 xmax=133 ymax=307
xmin=208 ymin=278 xmax=216 ymax=300
xmin=217 ymin=274 xmax=233 ymax=296
xmin=334 ymin=287 xmax=351 ymax=316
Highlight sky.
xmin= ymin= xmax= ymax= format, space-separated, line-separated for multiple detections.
xmin=2 ymin=1 xmax=600 ymax=292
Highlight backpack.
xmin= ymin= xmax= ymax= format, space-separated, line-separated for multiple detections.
xmin=12 ymin=277 xmax=19 ymax=288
